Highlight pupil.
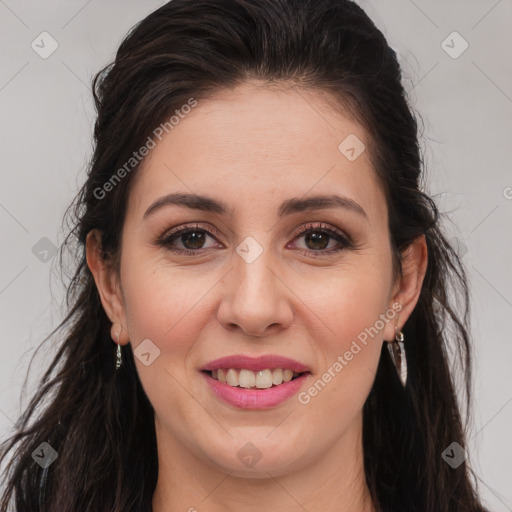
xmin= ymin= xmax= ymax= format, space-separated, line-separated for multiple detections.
xmin=183 ymin=231 xmax=205 ymax=249
xmin=306 ymin=232 xmax=328 ymax=250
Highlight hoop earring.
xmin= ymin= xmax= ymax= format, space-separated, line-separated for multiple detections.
xmin=386 ymin=326 xmax=407 ymax=387
xmin=115 ymin=331 xmax=122 ymax=371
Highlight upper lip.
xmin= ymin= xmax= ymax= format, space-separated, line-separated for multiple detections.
xmin=201 ymin=355 xmax=311 ymax=373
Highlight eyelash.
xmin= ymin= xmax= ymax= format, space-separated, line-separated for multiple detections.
xmin=156 ymin=222 xmax=354 ymax=257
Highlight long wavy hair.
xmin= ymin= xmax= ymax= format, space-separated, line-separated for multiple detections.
xmin=0 ymin=0 xmax=488 ymax=510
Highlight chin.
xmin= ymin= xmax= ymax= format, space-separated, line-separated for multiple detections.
xmin=201 ymin=432 xmax=310 ymax=477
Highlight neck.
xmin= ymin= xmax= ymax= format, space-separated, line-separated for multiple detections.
xmin=151 ymin=416 xmax=375 ymax=512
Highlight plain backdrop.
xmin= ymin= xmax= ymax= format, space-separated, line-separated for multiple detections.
xmin=1 ymin=0 xmax=511 ymax=509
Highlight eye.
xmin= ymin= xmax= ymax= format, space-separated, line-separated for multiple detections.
xmin=156 ymin=222 xmax=354 ymax=257
xmin=157 ymin=223 xmax=222 ymax=256
xmin=290 ymin=222 xmax=353 ymax=256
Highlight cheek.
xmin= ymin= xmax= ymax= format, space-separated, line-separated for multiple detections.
xmin=120 ymin=253 xmax=218 ymax=355
xmin=302 ymin=268 xmax=390 ymax=399
xmin=119 ymin=258 xmax=214 ymax=419
xmin=308 ymin=264 xmax=391 ymax=344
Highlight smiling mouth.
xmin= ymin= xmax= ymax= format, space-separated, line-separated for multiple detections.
xmin=202 ymin=368 xmax=308 ymax=389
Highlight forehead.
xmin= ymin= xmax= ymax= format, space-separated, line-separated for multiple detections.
xmin=127 ymin=82 xmax=386 ymax=224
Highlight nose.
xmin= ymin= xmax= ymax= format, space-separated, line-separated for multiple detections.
xmin=216 ymin=247 xmax=294 ymax=337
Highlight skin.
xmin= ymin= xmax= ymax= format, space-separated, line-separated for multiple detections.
xmin=86 ymin=81 xmax=428 ymax=512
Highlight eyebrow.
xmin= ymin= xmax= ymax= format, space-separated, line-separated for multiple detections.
xmin=143 ymin=192 xmax=368 ymax=221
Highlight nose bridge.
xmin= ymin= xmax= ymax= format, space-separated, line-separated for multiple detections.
xmin=217 ymin=234 xmax=293 ymax=335
xmin=235 ymin=238 xmax=275 ymax=299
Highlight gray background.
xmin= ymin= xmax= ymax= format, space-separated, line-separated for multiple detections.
xmin=1 ymin=0 xmax=511 ymax=509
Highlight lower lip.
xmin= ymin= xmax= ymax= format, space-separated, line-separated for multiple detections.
xmin=202 ymin=371 xmax=310 ymax=409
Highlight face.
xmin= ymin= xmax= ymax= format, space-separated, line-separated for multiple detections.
xmin=92 ymin=81 xmax=415 ymax=478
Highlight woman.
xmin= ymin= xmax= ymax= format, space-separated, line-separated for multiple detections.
xmin=0 ymin=0 xmax=489 ymax=510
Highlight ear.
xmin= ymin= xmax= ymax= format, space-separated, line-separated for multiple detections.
xmin=85 ymin=229 xmax=130 ymax=345
xmin=383 ymin=234 xmax=428 ymax=342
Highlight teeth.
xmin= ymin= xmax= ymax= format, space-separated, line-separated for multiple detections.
xmin=226 ymin=368 xmax=238 ymax=386
xmin=272 ymin=368 xmax=283 ymax=385
xmin=255 ymin=369 xmax=273 ymax=388
xmin=209 ymin=368 xmax=302 ymax=388
xmin=283 ymin=369 xmax=294 ymax=383
xmin=239 ymin=369 xmax=256 ymax=388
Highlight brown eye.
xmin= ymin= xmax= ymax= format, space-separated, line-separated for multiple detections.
xmin=158 ymin=224 xmax=222 ymax=256
xmin=291 ymin=223 xmax=353 ymax=256
xmin=157 ymin=222 xmax=353 ymax=257
xmin=178 ymin=230 xmax=207 ymax=250
xmin=303 ymin=231 xmax=331 ymax=251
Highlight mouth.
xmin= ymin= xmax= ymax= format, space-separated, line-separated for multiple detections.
xmin=201 ymin=369 xmax=311 ymax=409
xmin=202 ymin=368 xmax=309 ymax=389
xmin=200 ymin=354 xmax=312 ymax=408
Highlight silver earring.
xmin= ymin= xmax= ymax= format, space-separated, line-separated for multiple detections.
xmin=387 ymin=326 xmax=407 ymax=387
xmin=115 ymin=331 xmax=122 ymax=370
